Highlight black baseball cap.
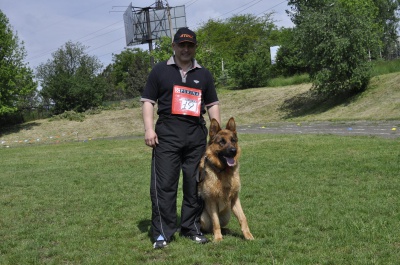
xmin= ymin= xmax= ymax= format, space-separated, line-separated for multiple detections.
xmin=173 ymin=27 xmax=197 ymax=44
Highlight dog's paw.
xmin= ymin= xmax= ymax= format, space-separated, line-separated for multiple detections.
xmin=244 ymin=232 xmax=254 ymax=240
xmin=213 ymin=232 xmax=223 ymax=242
xmin=213 ymin=236 xmax=223 ymax=242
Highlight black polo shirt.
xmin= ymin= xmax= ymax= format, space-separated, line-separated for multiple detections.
xmin=141 ymin=56 xmax=219 ymax=117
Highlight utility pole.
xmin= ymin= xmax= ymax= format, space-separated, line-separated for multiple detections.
xmin=165 ymin=1 xmax=174 ymax=43
xmin=144 ymin=7 xmax=154 ymax=67
xmin=146 ymin=1 xmax=164 ymax=66
xmin=122 ymin=1 xmax=187 ymax=67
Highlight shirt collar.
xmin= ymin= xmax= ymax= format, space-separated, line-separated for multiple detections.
xmin=167 ymin=56 xmax=202 ymax=69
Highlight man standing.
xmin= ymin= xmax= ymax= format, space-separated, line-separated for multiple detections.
xmin=141 ymin=27 xmax=220 ymax=249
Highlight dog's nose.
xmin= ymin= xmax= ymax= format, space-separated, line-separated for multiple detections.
xmin=228 ymin=148 xmax=237 ymax=157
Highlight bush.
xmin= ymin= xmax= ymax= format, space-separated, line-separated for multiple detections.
xmin=295 ymin=3 xmax=380 ymax=97
xmin=49 ymin=111 xmax=85 ymax=122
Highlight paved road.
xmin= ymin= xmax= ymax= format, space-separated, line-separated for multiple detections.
xmin=237 ymin=121 xmax=400 ymax=139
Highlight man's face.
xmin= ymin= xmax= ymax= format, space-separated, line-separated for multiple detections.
xmin=172 ymin=42 xmax=197 ymax=64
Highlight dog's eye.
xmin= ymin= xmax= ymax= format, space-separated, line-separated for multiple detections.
xmin=219 ymin=139 xmax=226 ymax=146
xmin=231 ymin=137 xmax=237 ymax=143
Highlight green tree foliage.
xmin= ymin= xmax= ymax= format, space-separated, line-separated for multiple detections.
xmin=195 ymin=14 xmax=281 ymax=88
xmin=288 ymin=0 xmax=400 ymax=59
xmin=371 ymin=0 xmax=400 ymax=59
xmin=36 ymin=41 xmax=106 ymax=114
xmin=287 ymin=0 xmax=332 ymax=24
xmin=274 ymin=28 xmax=309 ymax=77
xmin=150 ymin=15 xmax=296 ymax=89
xmin=101 ymin=48 xmax=151 ymax=101
xmin=150 ymin=14 xmax=283 ymax=89
xmin=288 ymin=0 xmax=382 ymax=96
xmin=152 ymin=36 xmax=173 ymax=63
xmin=0 ymin=10 xmax=37 ymax=116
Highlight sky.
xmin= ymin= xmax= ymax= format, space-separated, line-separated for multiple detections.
xmin=1 ymin=0 xmax=294 ymax=71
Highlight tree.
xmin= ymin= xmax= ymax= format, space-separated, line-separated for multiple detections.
xmin=275 ymin=28 xmax=310 ymax=77
xmin=104 ymin=48 xmax=150 ymax=101
xmin=195 ymin=14 xmax=280 ymax=88
xmin=152 ymin=36 xmax=173 ymax=63
xmin=289 ymin=1 xmax=381 ymax=96
xmin=36 ymin=41 xmax=106 ymax=114
xmin=151 ymin=15 xmax=289 ymax=89
xmin=288 ymin=0 xmax=400 ymax=59
xmin=101 ymin=48 xmax=151 ymax=101
xmin=0 ymin=10 xmax=37 ymax=116
xmin=370 ymin=0 xmax=400 ymax=59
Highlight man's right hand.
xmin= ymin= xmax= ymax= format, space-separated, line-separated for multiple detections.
xmin=144 ymin=128 xmax=158 ymax=148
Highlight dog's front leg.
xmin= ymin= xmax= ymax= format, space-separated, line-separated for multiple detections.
xmin=232 ymin=197 xmax=254 ymax=240
xmin=206 ymin=201 xmax=223 ymax=242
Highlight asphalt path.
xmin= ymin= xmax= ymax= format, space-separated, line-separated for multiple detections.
xmin=237 ymin=121 xmax=400 ymax=139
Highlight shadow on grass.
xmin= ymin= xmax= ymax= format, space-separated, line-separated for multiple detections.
xmin=137 ymin=218 xmax=245 ymax=242
xmin=221 ymin=227 xmax=243 ymax=239
xmin=200 ymin=227 xmax=248 ymax=241
xmin=0 ymin=122 xmax=41 ymax=137
xmin=138 ymin=219 xmax=152 ymax=242
xmin=279 ymin=89 xmax=362 ymax=119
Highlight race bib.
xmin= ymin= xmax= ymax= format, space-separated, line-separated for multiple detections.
xmin=171 ymin=85 xmax=202 ymax=117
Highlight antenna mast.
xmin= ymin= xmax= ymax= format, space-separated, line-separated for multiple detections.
xmin=123 ymin=1 xmax=187 ymax=66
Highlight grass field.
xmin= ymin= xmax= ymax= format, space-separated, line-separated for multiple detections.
xmin=1 ymin=66 xmax=400 ymax=264
xmin=1 ymin=134 xmax=399 ymax=264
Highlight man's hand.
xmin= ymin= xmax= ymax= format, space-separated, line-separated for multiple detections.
xmin=144 ymin=128 xmax=158 ymax=148
xmin=142 ymin=101 xmax=158 ymax=148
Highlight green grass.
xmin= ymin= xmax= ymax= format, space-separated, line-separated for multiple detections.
xmin=264 ymin=59 xmax=400 ymax=88
xmin=267 ymin=74 xmax=310 ymax=87
xmin=1 ymin=134 xmax=400 ymax=264
xmin=371 ymin=59 xmax=400 ymax=77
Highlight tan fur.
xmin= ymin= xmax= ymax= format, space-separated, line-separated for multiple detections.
xmin=198 ymin=117 xmax=254 ymax=242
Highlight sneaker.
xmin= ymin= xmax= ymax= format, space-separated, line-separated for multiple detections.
xmin=153 ymin=240 xmax=167 ymax=249
xmin=187 ymin=234 xmax=209 ymax=244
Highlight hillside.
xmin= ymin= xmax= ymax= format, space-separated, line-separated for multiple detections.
xmin=1 ymin=72 xmax=399 ymax=146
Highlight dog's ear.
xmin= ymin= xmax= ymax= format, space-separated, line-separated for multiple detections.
xmin=226 ymin=117 xmax=236 ymax=133
xmin=209 ymin=118 xmax=221 ymax=140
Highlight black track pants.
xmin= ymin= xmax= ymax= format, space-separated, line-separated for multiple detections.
xmin=150 ymin=116 xmax=208 ymax=242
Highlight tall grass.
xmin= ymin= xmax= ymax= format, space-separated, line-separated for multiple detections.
xmin=371 ymin=58 xmax=400 ymax=77
xmin=265 ymin=59 xmax=400 ymax=88
xmin=267 ymin=74 xmax=310 ymax=87
xmin=1 ymin=134 xmax=399 ymax=264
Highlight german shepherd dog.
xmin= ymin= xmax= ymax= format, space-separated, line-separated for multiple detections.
xmin=198 ymin=117 xmax=254 ymax=242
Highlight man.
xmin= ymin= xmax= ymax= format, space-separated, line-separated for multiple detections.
xmin=141 ymin=27 xmax=220 ymax=249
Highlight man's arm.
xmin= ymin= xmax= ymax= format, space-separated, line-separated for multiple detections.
xmin=142 ymin=101 xmax=158 ymax=147
xmin=207 ymin=104 xmax=221 ymax=125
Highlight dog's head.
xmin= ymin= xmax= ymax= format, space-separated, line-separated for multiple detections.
xmin=207 ymin=117 xmax=240 ymax=167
